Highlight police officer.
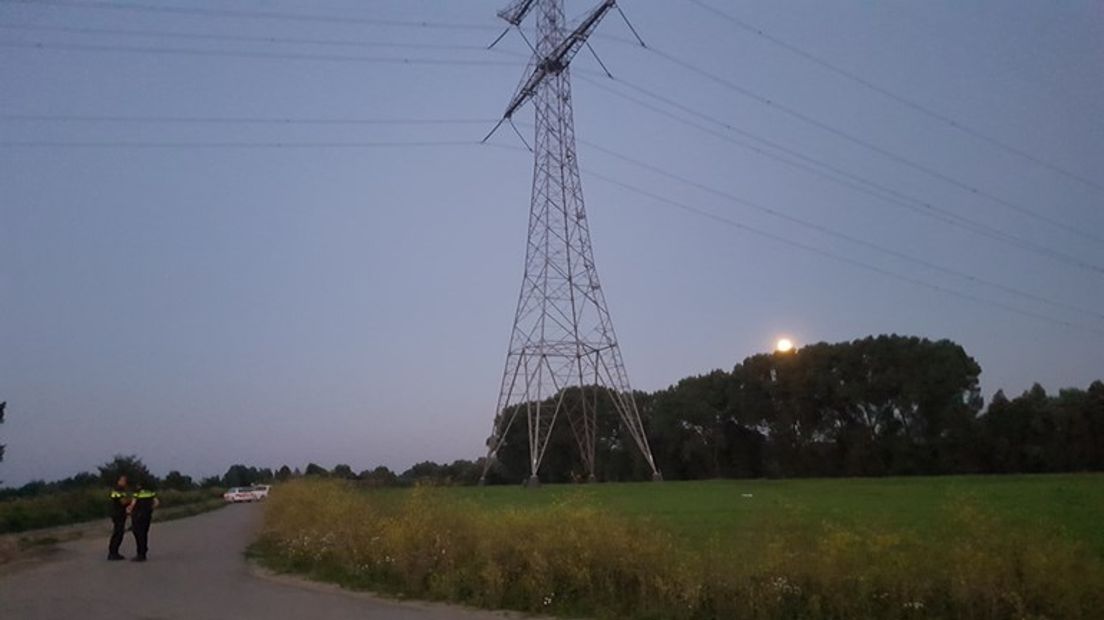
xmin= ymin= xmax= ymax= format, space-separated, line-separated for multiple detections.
xmin=107 ymin=474 xmax=129 ymax=561
xmin=126 ymin=482 xmax=159 ymax=562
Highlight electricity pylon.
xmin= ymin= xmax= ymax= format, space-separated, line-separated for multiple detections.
xmin=479 ymin=0 xmax=661 ymax=486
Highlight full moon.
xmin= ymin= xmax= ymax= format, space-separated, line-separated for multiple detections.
xmin=776 ymin=338 xmax=795 ymax=352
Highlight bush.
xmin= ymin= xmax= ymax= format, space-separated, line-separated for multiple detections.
xmin=254 ymin=479 xmax=1104 ymax=620
xmin=0 ymin=487 xmax=223 ymax=534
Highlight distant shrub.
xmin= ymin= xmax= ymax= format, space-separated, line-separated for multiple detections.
xmin=255 ymin=480 xmax=1103 ymax=619
xmin=0 ymin=487 xmax=223 ymax=534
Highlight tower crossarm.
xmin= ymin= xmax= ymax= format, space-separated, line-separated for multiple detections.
xmin=497 ymin=0 xmax=537 ymax=26
xmin=500 ymin=0 xmax=617 ymax=121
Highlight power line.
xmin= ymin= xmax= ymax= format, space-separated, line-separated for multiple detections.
xmin=0 ymin=139 xmax=487 ymax=148
xmin=10 ymin=88 xmax=1086 ymax=282
xmin=20 ymin=0 xmax=1093 ymax=220
xmin=570 ymin=139 xmax=1104 ymax=320
xmin=0 ymin=0 xmax=500 ymax=31
xmin=578 ymin=167 xmax=1104 ymax=339
xmin=0 ymin=114 xmax=497 ymax=125
xmin=13 ymin=85 xmax=1085 ymax=284
xmin=687 ymin=0 xmax=1104 ymax=195
xmin=0 ymin=40 xmax=518 ymax=66
xmin=3 ymin=124 xmax=1096 ymax=335
xmin=6 ymin=85 xmax=1097 ymax=281
xmin=574 ymin=74 xmax=1104 ymax=277
xmin=8 ymin=107 xmax=1098 ymax=280
xmin=0 ymin=18 xmax=639 ymax=51
xmin=639 ymin=44 xmax=1103 ymax=246
xmin=11 ymin=0 xmax=1093 ymax=235
xmin=0 ymin=23 xmax=528 ymax=55
xmin=5 ymin=1 xmax=1096 ymax=336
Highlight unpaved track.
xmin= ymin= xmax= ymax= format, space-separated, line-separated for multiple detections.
xmin=0 ymin=503 xmax=519 ymax=619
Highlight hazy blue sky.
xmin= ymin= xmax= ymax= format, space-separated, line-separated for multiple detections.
xmin=2 ymin=1 xmax=1101 ymax=486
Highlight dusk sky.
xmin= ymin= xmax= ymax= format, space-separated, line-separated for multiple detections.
xmin=2 ymin=0 xmax=1101 ymax=487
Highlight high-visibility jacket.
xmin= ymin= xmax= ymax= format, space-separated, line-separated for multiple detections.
xmin=109 ymin=488 xmax=130 ymax=519
xmin=132 ymin=490 xmax=158 ymax=517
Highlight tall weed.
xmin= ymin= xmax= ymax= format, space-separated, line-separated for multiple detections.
xmin=255 ymin=480 xmax=1104 ymax=619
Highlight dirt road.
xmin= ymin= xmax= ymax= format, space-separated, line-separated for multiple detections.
xmin=0 ymin=503 xmax=518 ymax=619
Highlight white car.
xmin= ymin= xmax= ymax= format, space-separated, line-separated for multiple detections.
xmin=251 ymin=485 xmax=271 ymax=500
xmin=223 ymin=487 xmax=257 ymax=503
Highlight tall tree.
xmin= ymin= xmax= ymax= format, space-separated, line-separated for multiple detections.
xmin=222 ymin=464 xmax=266 ymax=488
xmin=358 ymin=466 xmax=398 ymax=487
xmin=1088 ymin=381 xmax=1104 ymax=470
xmin=98 ymin=455 xmax=157 ymax=488
xmin=275 ymin=465 xmax=293 ymax=482
xmin=162 ymin=470 xmax=195 ymax=491
xmin=982 ymin=384 xmax=1053 ymax=473
xmin=484 ymin=334 xmax=1097 ymax=482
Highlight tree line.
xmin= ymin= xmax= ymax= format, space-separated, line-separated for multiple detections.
xmin=263 ymin=460 xmax=486 ymax=487
xmin=3 ymin=334 xmax=1101 ymax=492
xmin=1 ymin=455 xmax=207 ymax=500
xmin=485 ymin=335 xmax=1104 ymax=482
xmin=0 ymin=456 xmax=487 ymax=499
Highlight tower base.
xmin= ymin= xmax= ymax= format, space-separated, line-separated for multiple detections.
xmin=525 ymin=475 xmax=541 ymax=489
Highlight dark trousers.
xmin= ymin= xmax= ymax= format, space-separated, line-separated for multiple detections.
xmin=108 ymin=515 xmax=126 ymax=556
xmin=131 ymin=512 xmax=152 ymax=558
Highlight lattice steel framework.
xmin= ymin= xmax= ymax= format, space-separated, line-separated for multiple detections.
xmin=480 ymin=0 xmax=660 ymax=485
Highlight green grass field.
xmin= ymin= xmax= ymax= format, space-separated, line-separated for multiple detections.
xmin=433 ymin=474 xmax=1104 ymax=556
xmin=256 ymin=474 xmax=1104 ymax=619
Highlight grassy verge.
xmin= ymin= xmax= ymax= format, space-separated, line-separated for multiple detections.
xmin=0 ymin=487 xmax=225 ymax=534
xmin=253 ymin=476 xmax=1104 ymax=620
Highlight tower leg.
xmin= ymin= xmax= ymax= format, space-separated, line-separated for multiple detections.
xmin=525 ymin=475 xmax=541 ymax=489
xmin=652 ymin=471 xmax=664 ymax=482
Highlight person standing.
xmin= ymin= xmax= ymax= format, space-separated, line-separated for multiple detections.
xmin=126 ymin=483 xmax=159 ymax=562
xmin=107 ymin=475 xmax=129 ymax=561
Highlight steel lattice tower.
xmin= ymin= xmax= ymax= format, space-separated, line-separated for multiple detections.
xmin=480 ymin=0 xmax=660 ymax=485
